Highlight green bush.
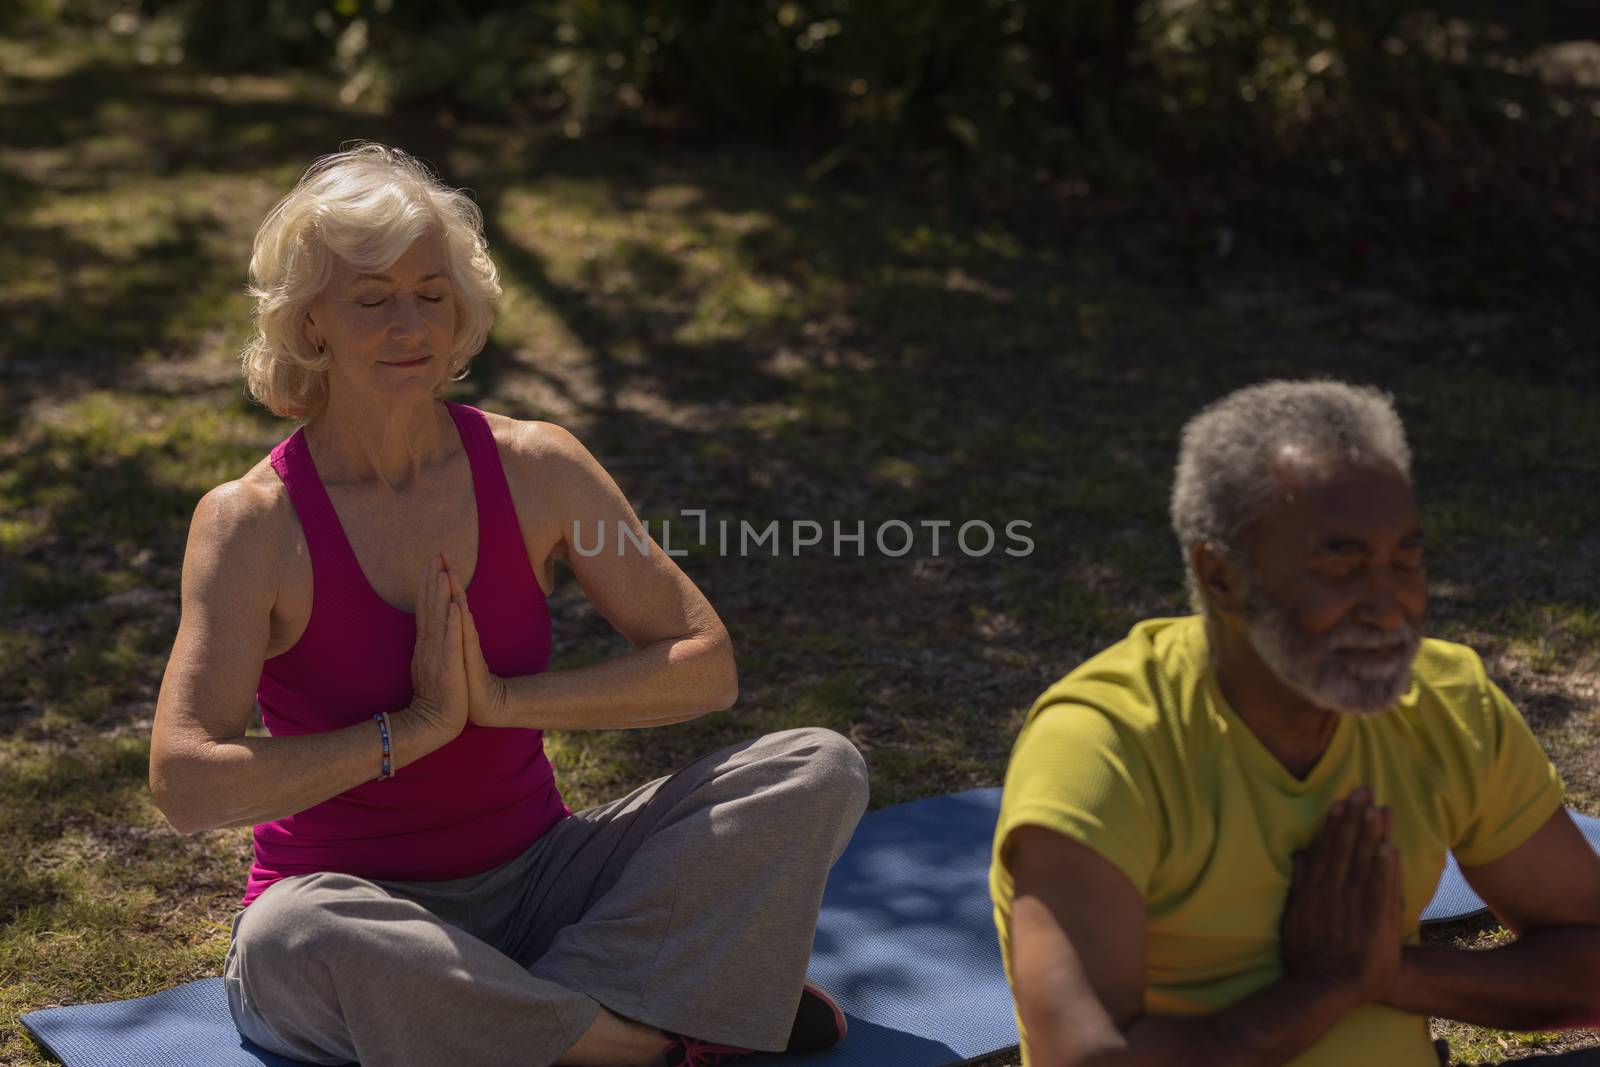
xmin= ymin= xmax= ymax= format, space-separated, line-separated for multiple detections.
xmin=23 ymin=0 xmax=1594 ymax=201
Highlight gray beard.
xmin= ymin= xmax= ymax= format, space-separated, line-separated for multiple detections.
xmin=1242 ymin=584 xmax=1422 ymax=716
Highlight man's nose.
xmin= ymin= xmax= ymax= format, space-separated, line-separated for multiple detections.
xmin=1354 ymin=566 xmax=1407 ymax=630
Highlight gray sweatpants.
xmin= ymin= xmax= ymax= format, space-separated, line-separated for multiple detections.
xmin=222 ymin=727 xmax=869 ymax=1067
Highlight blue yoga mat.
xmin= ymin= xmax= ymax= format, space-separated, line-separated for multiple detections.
xmin=20 ymin=789 xmax=1017 ymax=1067
xmin=746 ymin=789 xmax=1016 ymax=1066
xmin=20 ymin=791 xmax=1600 ymax=1066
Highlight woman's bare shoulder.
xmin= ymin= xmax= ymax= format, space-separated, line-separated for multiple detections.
xmin=478 ymin=412 xmax=600 ymax=505
xmin=191 ymin=457 xmax=296 ymax=564
xmin=479 ymin=410 xmax=587 ymax=462
xmin=227 ymin=456 xmax=293 ymax=518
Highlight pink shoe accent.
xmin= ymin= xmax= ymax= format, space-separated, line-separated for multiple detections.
xmin=669 ymin=1036 xmax=753 ymax=1066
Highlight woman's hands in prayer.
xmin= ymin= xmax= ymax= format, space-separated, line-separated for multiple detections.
xmin=1279 ymin=786 xmax=1405 ymax=1008
xmin=403 ymin=554 xmax=470 ymax=744
xmin=441 ymin=553 xmax=509 ymax=728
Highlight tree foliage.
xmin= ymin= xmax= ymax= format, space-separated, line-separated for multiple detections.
xmin=18 ymin=0 xmax=1596 ymax=196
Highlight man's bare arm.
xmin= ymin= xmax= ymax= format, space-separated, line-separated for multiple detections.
xmin=1385 ymin=930 xmax=1600 ymax=1031
xmin=1009 ymin=826 xmax=1366 ymax=1067
xmin=1380 ymin=808 xmax=1600 ymax=1030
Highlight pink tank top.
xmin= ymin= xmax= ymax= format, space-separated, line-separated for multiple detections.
xmin=241 ymin=401 xmax=569 ymax=907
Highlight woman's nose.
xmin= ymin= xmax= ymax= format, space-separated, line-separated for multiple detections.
xmin=388 ymin=297 xmax=427 ymax=340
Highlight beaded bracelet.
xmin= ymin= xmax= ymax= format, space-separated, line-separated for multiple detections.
xmin=372 ymin=711 xmax=393 ymax=780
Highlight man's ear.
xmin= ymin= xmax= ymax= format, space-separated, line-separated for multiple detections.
xmin=1191 ymin=541 xmax=1245 ymax=617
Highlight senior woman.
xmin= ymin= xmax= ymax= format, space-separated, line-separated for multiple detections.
xmin=148 ymin=143 xmax=868 ymax=1067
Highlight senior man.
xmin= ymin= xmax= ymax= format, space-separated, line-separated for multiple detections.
xmin=991 ymin=379 xmax=1600 ymax=1066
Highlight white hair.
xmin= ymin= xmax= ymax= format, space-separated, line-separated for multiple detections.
xmin=1171 ymin=379 xmax=1413 ymax=612
xmin=238 ymin=142 xmax=501 ymax=420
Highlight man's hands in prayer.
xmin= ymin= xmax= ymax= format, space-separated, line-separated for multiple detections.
xmin=1280 ymin=786 xmax=1406 ymax=1008
xmin=441 ymin=554 xmax=509 ymax=728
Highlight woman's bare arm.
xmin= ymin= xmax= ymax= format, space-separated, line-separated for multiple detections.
xmin=484 ymin=423 xmax=737 ymax=732
xmin=148 ymin=481 xmax=447 ymax=834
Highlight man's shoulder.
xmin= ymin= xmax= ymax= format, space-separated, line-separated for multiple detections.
xmin=1026 ymin=616 xmax=1205 ymax=738
xmin=1412 ymin=635 xmax=1489 ymax=684
xmin=1397 ymin=636 xmax=1507 ymax=745
xmin=1408 ymin=636 xmax=1494 ymax=713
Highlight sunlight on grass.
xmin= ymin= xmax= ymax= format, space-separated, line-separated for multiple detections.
xmin=4 ymin=392 xmax=270 ymax=549
xmin=676 ymin=273 xmax=798 ymax=343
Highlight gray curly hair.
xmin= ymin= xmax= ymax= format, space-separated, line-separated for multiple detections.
xmin=1171 ymin=379 xmax=1412 ymax=612
xmin=238 ymin=142 xmax=501 ymax=420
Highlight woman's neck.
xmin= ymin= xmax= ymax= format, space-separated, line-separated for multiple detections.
xmin=304 ymin=391 xmax=448 ymax=492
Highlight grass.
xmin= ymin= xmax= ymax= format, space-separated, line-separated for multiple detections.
xmin=2 ymin=28 xmax=1598 ymax=1067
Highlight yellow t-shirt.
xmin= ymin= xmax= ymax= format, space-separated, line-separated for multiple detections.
xmin=991 ymin=615 xmax=1566 ymax=1067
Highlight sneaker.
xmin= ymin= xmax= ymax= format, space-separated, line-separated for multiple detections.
xmin=786 ymin=982 xmax=848 ymax=1053
xmin=662 ymin=1036 xmax=752 ymax=1067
